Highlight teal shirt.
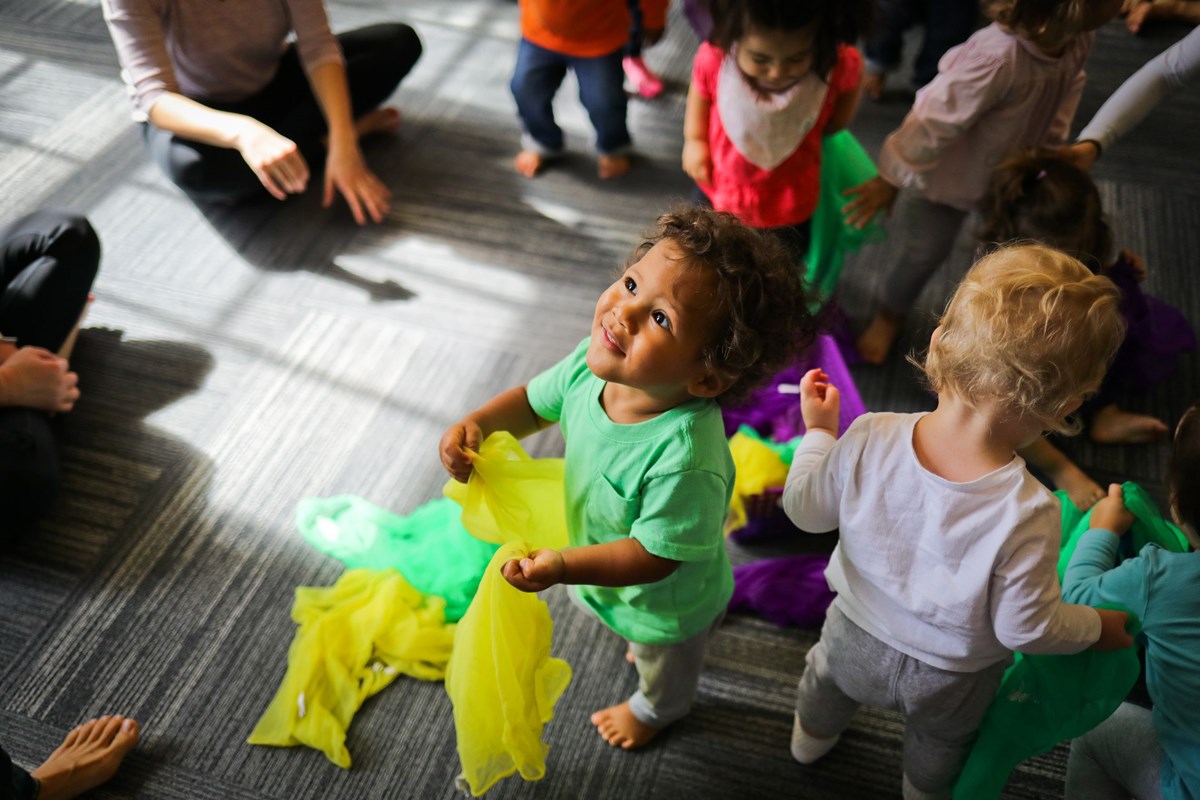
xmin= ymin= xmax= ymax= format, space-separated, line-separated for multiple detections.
xmin=1063 ymin=530 xmax=1200 ymax=800
xmin=526 ymin=339 xmax=735 ymax=645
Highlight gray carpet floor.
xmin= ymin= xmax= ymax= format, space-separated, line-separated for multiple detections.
xmin=0 ymin=1 xmax=1196 ymax=797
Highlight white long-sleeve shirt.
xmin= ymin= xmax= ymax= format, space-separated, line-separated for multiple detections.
xmin=782 ymin=412 xmax=1101 ymax=672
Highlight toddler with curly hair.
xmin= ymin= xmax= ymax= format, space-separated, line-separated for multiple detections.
xmin=440 ymin=205 xmax=816 ymax=750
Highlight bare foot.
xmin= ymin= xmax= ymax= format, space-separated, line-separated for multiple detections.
xmin=856 ymin=310 xmax=904 ymax=365
xmin=58 ymin=293 xmax=94 ymax=362
xmin=514 ymin=150 xmax=544 ymax=178
xmin=863 ymin=71 xmax=886 ymax=100
xmin=355 ymin=106 xmax=402 ymax=139
xmin=1090 ymin=404 xmax=1170 ymax=444
xmin=30 ymin=716 xmax=139 ymax=800
xmin=591 ymin=702 xmax=661 ymax=749
xmin=1047 ymin=458 xmax=1105 ymax=510
xmin=625 ymin=645 xmax=636 ymax=664
xmin=597 ymin=154 xmax=631 ymax=180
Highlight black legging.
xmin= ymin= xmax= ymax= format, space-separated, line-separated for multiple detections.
xmin=0 ymin=210 xmax=99 ymax=543
xmin=2 ymin=741 xmax=38 ymax=799
xmin=144 ymin=23 xmax=423 ymax=202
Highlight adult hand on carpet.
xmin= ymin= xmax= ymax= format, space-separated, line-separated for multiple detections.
xmin=0 ymin=346 xmax=80 ymax=413
xmin=323 ymin=143 xmax=391 ymax=225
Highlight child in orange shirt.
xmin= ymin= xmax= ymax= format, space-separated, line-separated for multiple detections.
xmin=511 ymin=0 xmax=667 ymax=179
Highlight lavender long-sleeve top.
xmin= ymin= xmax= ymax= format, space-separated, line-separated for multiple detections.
xmin=878 ymin=24 xmax=1093 ymax=211
xmin=102 ymin=0 xmax=344 ymax=121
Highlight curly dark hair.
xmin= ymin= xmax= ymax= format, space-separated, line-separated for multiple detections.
xmin=978 ymin=148 xmax=1112 ymax=272
xmin=628 ymin=206 xmax=817 ymax=406
xmin=708 ymin=0 xmax=872 ymax=80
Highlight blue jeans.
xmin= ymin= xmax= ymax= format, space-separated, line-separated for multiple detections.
xmin=864 ymin=0 xmax=978 ymax=87
xmin=510 ymin=38 xmax=630 ymax=156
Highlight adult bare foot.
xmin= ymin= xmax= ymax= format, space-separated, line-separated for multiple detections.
xmin=355 ymin=107 xmax=402 ymax=139
xmin=1090 ymin=405 xmax=1170 ymax=444
xmin=57 ymin=293 xmax=94 ymax=362
xmin=597 ymin=154 xmax=631 ymax=180
xmin=591 ymin=702 xmax=660 ymax=749
xmin=856 ymin=311 xmax=903 ymax=365
xmin=30 ymin=716 xmax=139 ymax=800
xmin=514 ymin=150 xmax=544 ymax=178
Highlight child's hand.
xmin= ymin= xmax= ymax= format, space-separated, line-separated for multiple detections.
xmin=842 ymin=176 xmax=898 ymax=229
xmin=1058 ymin=141 xmax=1100 ymax=171
xmin=1090 ymin=483 xmax=1135 ymax=536
xmin=501 ymin=548 xmax=566 ymax=592
xmin=682 ymin=139 xmax=712 ymax=185
xmin=799 ymin=368 xmax=840 ymax=436
xmin=439 ymin=420 xmax=482 ymax=483
xmin=1090 ymin=608 xmax=1134 ymax=651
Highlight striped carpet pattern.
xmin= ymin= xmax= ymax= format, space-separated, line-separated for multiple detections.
xmin=0 ymin=0 xmax=1196 ymax=797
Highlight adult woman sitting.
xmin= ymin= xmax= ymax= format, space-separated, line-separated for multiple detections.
xmin=101 ymin=0 xmax=422 ymax=224
xmin=0 ymin=210 xmax=98 ymax=543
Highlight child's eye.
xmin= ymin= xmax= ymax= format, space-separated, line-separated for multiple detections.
xmin=652 ymin=310 xmax=671 ymax=330
xmin=752 ymin=55 xmax=770 ymax=65
xmin=624 ymin=277 xmax=637 ymax=294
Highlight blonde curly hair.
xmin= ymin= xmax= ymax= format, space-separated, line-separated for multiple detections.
xmin=918 ymin=244 xmax=1125 ymax=434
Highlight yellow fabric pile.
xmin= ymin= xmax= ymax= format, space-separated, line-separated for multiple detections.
xmin=247 ymin=568 xmax=455 ymax=767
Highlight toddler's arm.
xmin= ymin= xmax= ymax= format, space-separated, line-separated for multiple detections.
xmin=439 ymin=385 xmax=551 ymax=483
xmin=682 ymin=84 xmax=712 ymax=185
xmin=780 ymin=369 xmax=843 ymax=532
xmin=992 ymin=500 xmax=1133 ymax=654
xmin=1062 ymin=484 xmax=1151 ymax=625
xmin=823 ymin=78 xmax=864 ymax=136
xmin=501 ymin=538 xmax=679 ymax=593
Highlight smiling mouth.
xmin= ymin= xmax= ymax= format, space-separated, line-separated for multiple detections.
xmin=601 ymin=324 xmax=625 ymax=355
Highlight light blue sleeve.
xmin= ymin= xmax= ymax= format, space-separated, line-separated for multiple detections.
xmin=1062 ymin=529 xmax=1151 ymax=623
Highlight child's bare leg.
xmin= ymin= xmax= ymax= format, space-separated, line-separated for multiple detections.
xmin=29 ymin=716 xmax=139 ymax=800
xmin=513 ymin=150 xmax=545 ymax=178
xmin=597 ymin=154 xmax=631 ymax=179
xmin=1090 ymin=404 xmax=1170 ymax=445
xmin=591 ymin=702 xmax=661 ymax=749
xmin=857 ymin=310 xmax=904 ymax=365
xmin=1018 ymin=437 xmax=1105 ymax=510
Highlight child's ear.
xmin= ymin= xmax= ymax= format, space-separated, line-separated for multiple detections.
xmin=688 ymin=369 xmax=736 ymax=399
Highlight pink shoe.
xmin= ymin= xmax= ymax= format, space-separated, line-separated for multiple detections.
xmin=623 ymin=56 xmax=664 ymax=99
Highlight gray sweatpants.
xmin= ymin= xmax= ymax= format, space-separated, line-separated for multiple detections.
xmin=795 ymin=603 xmax=1009 ymax=800
xmin=570 ymin=588 xmax=723 ymax=728
xmin=1066 ymin=702 xmax=1164 ymax=800
xmin=880 ymin=191 xmax=971 ymax=316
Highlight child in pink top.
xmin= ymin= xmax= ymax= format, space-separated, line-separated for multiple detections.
xmin=844 ymin=0 xmax=1124 ymax=364
xmin=682 ymin=0 xmax=869 ymax=260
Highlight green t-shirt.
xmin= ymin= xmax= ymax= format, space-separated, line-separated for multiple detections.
xmin=526 ymin=339 xmax=735 ymax=645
